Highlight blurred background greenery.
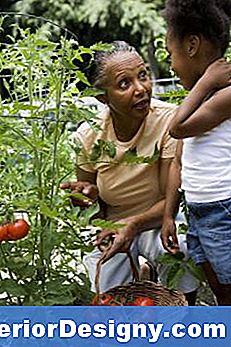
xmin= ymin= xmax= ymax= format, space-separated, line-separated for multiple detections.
xmin=0 ymin=0 xmax=171 ymax=79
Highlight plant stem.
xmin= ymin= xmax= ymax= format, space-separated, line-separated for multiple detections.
xmin=0 ymin=244 xmax=22 ymax=305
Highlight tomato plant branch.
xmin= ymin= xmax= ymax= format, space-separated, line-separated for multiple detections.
xmin=0 ymin=271 xmax=13 ymax=305
xmin=0 ymin=243 xmax=22 ymax=305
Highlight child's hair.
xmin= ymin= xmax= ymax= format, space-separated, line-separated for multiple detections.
xmin=164 ymin=0 xmax=231 ymax=55
xmin=86 ymin=41 xmax=139 ymax=88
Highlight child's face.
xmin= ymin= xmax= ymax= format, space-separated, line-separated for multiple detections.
xmin=166 ymin=31 xmax=199 ymax=90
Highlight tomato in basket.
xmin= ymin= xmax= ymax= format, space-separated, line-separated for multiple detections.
xmin=133 ymin=296 xmax=155 ymax=306
xmin=92 ymin=294 xmax=113 ymax=306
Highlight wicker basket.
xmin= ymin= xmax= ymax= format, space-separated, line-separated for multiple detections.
xmin=93 ymin=251 xmax=188 ymax=306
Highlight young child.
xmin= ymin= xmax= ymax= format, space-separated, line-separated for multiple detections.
xmin=161 ymin=0 xmax=231 ymax=305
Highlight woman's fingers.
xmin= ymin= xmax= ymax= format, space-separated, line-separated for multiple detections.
xmin=60 ymin=181 xmax=98 ymax=206
xmin=96 ymin=230 xmax=115 ymax=251
xmin=60 ymin=181 xmax=80 ymax=190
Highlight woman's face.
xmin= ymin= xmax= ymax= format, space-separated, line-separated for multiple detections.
xmin=166 ymin=31 xmax=200 ymax=90
xmin=102 ymin=52 xmax=152 ymax=121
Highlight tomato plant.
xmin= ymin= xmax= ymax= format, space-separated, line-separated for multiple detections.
xmin=0 ymin=16 xmax=102 ymax=306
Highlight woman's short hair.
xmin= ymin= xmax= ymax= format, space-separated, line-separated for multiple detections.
xmin=86 ymin=41 xmax=140 ymax=88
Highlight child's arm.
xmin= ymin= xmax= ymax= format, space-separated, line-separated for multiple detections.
xmin=161 ymin=141 xmax=182 ymax=253
xmin=169 ymin=59 xmax=231 ymax=138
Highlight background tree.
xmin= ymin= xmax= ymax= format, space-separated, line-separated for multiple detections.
xmin=7 ymin=0 xmax=168 ymax=78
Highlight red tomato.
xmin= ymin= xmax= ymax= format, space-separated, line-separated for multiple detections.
xmin=133 ymin=296 xmax=155 ymax=306
xmin=92 ymin=294 xmax=113 ymax=306
xmin=7 ymin=219 xmax=30 ymax=241
xmin=0 ymin=224 xmax=9 ymax=242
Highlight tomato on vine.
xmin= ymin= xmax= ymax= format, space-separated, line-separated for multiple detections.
xmin=0 ymin=224 xmax=9 ymax=241
xmin=0 ymin=220 xmax=30 ymax=242
xmin=7 ymin=219 xmax=30 ymax=241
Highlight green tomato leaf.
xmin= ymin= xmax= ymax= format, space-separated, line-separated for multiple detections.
xmin=78 ymin=203 xmax=100 ymax=226
xmin=167 ymin=264 xmax=185 ymax=289
xmin=172 ymin=251 xmax=185 ymax=261
xmin=178 ymin=223 xmax=188 ymax=234
xmin=104 ymin=141 xmax=116 ymax=158
xmin=122 ymin=144 xmax=159 ymax=165
xmin=69 ymin=192 xmax=93 ymax=202
xmin=39 ymin=202 xmax=59 ymax=218
xmin=90 ymin=143 xmax=102 ymax=161
xmin=186 ymin=258 xmax=206 ymax=283
xmin=92 ymin=218 xmax=125 ymax=231
xmin=0 ymin=279 xmax=26 ymax=296
xmin=157 ymin=253 xmax=179 ymax=265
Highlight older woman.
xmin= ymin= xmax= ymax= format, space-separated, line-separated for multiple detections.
xmin=61 ymin=41 xmax=199 ymax=304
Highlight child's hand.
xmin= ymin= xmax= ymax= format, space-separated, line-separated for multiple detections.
xmin=161 ymin=217 xmax=179 ymax=254
xmin=203 ymin=58 xmax=231 ymax=90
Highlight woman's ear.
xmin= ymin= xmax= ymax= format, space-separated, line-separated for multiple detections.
xmin=187 ymin=34 xmax=200 ymax=57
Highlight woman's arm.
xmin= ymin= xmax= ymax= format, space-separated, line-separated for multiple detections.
xmin=76 ymin=167 xmax=97 ymax=184
xmin=129 ymin=157 xmax=173 ymax=233
xmin=170 ymin=59 xmax=231 ymax=138
xmin=97 ymin=157 xmax=174 ymax=262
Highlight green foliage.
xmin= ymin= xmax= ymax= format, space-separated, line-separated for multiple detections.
xmin=179 ymin=190 xmax=190 ymax=224
xmin=156 ymin=189 xmax=203 ymax=289
xmin=155 ymin=88 xmax=188 ymax=105
xmin=92 ymin=219 xmax=125 ymax=231
xmin=80 ymin=140 xmax=160 ymax=167
xmin=77 ymin=0 xmax=165 ymax=45
xmin=154 ymin=36 xmax=171 ymax=77
xmin=122 ymin=144 xmax=160 ymax=165
xmin=11 ymin=0 xmax=167 ymax=76
xmin=177 ymin=223 xmax=188 ymax=235
xmin=157 ymin=252 xmax=205 ymax=290
xmin=0 ymin=18 xmax=102 ymax=305
xmin=0 ymin=7 xmax=217 ymax=304
xmin=14 ymin=0 xmax=166 ymax=41
xmin=225 ymin=41 xmax=231 ymax=62
xmin=90 ymin=140 xmax=117 ymax=162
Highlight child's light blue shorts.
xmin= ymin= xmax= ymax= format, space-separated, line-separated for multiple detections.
xmin=186 ymin=196 xmax=231 ymax=284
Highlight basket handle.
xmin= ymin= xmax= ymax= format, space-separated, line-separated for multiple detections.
xmin=95 ymin=247 xmax=139 ymax=296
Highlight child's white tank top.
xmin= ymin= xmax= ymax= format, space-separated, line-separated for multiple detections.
xmin=181 ymin=118 xmax=231 ymax=203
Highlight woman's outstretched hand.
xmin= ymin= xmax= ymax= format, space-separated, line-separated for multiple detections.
xmin=60 ymin=181 xmax=98 ymax=207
